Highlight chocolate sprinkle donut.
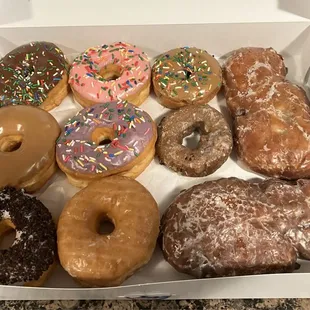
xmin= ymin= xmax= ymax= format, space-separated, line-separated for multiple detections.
xmin=156 ymin=104 xmax=233 ymax=177
xmin=0 ymin=188 xmax=56 ymax=285
xmin=0 ymin=41 xmax=68 ymax=108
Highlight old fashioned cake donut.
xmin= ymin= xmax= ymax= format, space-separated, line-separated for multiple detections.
xmin=0 ymin=187 xmax=56 ymax=286
xmin=57 ymin=176 xmax=160 ymax=287
xmin=156 ymin=104 xmax=232 ymax=177
xmin=0 ymin=105 xmax=60 ymax=192
xmin=69 ymin=42 xmax=151 ymax=107
xmin=56 ymin=101 xmax=157 ymax=188
xmin=152 ymin=47 xmax=222 ymax=109
xmin=0 ymin=41 xmax=69 ymax=111
xmin=161 ymin=177 xmax=310 ymax=278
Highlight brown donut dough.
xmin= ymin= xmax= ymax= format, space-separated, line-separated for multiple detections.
xmin=156 ymin=104 xmax=232 ymax=177
xmin=234 ymin=78 xmax=310 ymax=179
xmin=223 ymin=47 xmax=287 ymax=116
xmin=161 ymin=177 xmax=310 ymax=278
xmin=152 ymin=47 xmax=222 ymax=109
xmin=57 ymin=176 xmax=160 ymax=287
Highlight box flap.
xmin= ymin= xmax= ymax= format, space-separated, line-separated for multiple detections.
xmin=0 ymin=0 xmax=308 ymax=28
xmin=278 ymin=0 xmax=310 ymax=21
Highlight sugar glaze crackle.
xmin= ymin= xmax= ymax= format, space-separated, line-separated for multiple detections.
xmin=223 ymin=47 xmax=310 ymax=179
xmin=161 ymin=178 xmax=310 ymax=278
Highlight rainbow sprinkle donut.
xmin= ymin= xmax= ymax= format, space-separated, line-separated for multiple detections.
xmin=56 ymin=101 xmax=157 ymax=187
xmin=69 ymin=42 xmax=151 ymax=107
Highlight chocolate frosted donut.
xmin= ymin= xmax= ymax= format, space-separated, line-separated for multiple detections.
xmin=156 ymin=104 xmax=232 ymax=177
xmin=0 ymin=41 xmax=69 ymax=111
xmin=152 ymin=47 xmax=222 ymax=109
xmin=0 ymin=188 xmax=56 ymax=285
xmin=161 ymin=178 xmax=310 ymax=278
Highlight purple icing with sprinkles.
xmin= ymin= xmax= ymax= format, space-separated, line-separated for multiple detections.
xmin=56 ymin=101 xmax=154 ymax=174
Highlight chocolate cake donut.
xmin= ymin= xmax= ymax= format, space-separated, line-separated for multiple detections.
xmin=156 ymin=104 xmax=232 ymax=177
xmin=161 ymin=178 xmax=310 ymax=278
xmin=0 ymin=188 xmax=56 ymax=286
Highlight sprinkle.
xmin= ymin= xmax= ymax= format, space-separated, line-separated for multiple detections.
xmin=99 ymin=163 xmax=108 ymax=170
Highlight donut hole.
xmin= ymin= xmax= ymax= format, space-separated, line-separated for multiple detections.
xmin=99 ymin=64 xmax=123 ymax=81
xmin=22 ymin=65 xmax=35 ymax=78
xmin=92 ymin=128 xmax=115 ymax=146
xmin=97 ymin=216 xmax=115 ymax=235
xmin=184 ymin=69 xmax=192 ymax=79
xmin=182 ymin=128 xmax=201 ymax=150
xmin=0 ymin=220 xmax=16 ymax=250
xmin=0 ymin=135 xmax=23 ymax=152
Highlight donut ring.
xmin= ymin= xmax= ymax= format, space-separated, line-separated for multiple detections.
xmin=0 ymin=41 xmax=69 ymax=111
xmin=156 ymin=104 xmax=232 ymax=177
xmin=0 ymin=187 xmax=56 ymax=286
xmin=69 ymin=42 xmax=151 ymax=107
xmin=152 ymin=47 xmax=222 ymax=109
xmin=0 ymin=105 xmax=60 ymax=192
xmin=57 ymin=176 xmax=160 ymax=287
xmin=56 ymin=101 xmax=157 ymax=188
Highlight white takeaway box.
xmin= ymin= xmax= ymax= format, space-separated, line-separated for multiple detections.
xmin=0 ymin=0 xmax=310 ymax=300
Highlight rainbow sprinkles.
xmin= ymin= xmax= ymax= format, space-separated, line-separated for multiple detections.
xmin=56 ymin=101 xmax=154 ymax=175
xmin=69 ymin=42 xmax=151 ymax=103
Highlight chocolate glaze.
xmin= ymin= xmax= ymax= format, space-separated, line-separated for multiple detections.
xmin=0 ymin=188 xmax=56 ymax=285
xmin=0 ymin=41 xmax=68 ymax=107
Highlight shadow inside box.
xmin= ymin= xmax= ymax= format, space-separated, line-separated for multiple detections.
xmin=278 ymin=0 xmax=310 ymax=20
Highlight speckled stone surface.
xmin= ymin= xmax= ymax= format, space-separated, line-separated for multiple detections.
xmin=0 ymin=300 xmax=310 ymax=310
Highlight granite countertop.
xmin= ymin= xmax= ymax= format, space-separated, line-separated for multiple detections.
xmin=0 ymin=299 xmax=309 ymax=309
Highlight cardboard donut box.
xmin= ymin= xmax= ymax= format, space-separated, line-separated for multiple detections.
xmin=1 ymin=0 xmax=310 ymax=300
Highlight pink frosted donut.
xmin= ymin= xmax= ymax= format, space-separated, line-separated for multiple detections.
xmin=69 ymin=42 xmax=151 ymax=107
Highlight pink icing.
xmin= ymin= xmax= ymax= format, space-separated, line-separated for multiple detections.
xmin=69 ymin=42 xmax=151 ymax=103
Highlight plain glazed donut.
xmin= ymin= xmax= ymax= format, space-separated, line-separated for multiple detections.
xmin=57 ymin=176 xmax=160 ymax=287
xmin=156 ymin=104 xmax=232 ymax=177
xmin=56 ymin=101 xmax=157 ymax=188
xmin=0 ymin=41 xmax=69 ymax=111
xmin=0 ymin=105 xmax=60 ymax=192
xmin=152 ymin=47 xmax=222 ymax=109
xmin=0 ymin=187 xmax=56 ymax=286
xmin=69 ymin=42 xmax=151 ymax=107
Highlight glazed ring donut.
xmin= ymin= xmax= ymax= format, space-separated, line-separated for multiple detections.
xmin=0 ymin=187 xmax=56 ymax=286
xmin=69 ymin=42 xmax=151 ymax=107
xmin=57 ymin=176 xmax=160 ymax=287
xmin=0 ymin=41 xmax=69 ymax=111
xmin=152 ymin=47 xmax=222 ymax=109
xmin=56 ymin=101 xmax=157 ymax=188
xmin=156 ymin=104 xmax=232 ymax=177
xmin=0 ymin=106 xmax=60 ymax=192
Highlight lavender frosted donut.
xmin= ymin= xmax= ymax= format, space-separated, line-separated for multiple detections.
xmin=56 ymin=101 xmax=157 ymax=187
